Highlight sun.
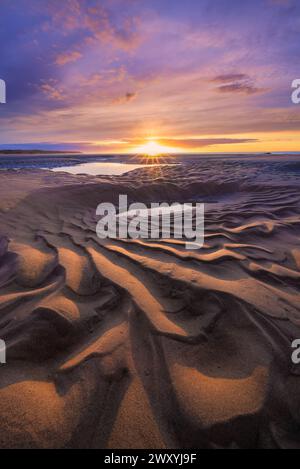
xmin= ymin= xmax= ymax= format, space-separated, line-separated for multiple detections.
xmin=134 ymin=140 xmax=174 ymax=157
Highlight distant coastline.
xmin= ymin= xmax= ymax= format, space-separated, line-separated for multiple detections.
xmin=0 ymin=150 xmax=82 ymax=155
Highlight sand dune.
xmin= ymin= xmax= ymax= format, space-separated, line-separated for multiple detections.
xmin=0 ymin=159 xmax=300 ymax=448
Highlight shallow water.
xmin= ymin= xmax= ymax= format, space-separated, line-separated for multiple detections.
xmin=51 ymin=161 xmax=164 ymax=176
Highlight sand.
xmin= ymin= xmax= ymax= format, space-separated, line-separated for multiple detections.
xmin=0 ymin=159 xmax=300 ymax=449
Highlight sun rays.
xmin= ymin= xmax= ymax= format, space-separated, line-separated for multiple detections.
xmin=133 ymin=140 xmax=173 ymax=156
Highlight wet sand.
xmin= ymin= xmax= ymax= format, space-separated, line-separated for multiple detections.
xmin=0 ymin=158 xmax=300 ymax=448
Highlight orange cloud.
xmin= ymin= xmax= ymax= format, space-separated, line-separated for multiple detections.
xmin=56 ymin=50 xmax=82 ymax=66
xmin=40 ymin=80 xmax=65 ymax=101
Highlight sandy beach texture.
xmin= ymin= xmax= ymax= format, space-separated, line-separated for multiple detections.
xmin=0 ymin=158 xmax=300 ymax=449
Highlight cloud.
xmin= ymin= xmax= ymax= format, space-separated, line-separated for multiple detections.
xmin=158 ymin=138 xmax=259 ymax=149
xmin=211 ymin=73 xmax=266 ymax=95
xmin=125 ymin=92 xmax=137 ymax=102
xmin=217 ymin=83 xmax=264 ymax=95
xmin=42 ymin=0 xmax=142 ymax=52
xmin=40 ymin=80 xmax=65 ymax=101
xmin=211 ymin=74 xmax=249 ymax=83
xmin=55 ymin=50 xmax=82 ymax=66
xmin=112 ymin=92 xmax=138 ymax=105
xmin=78 ymin=67 xmax=127 ymax=87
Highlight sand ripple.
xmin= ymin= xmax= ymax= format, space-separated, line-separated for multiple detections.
xmin=0 ymin=160 xmax=300 ymax=448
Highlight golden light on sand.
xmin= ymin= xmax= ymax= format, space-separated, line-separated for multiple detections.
xmin=134 ymin=140 xmax=176 ymax=156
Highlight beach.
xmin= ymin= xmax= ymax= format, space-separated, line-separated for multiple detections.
xmin=0 ymin=155 xmax=300 ymax=449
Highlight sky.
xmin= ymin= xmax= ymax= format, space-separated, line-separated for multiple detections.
xmin=0 ymin=0 xmax=300 ymax=154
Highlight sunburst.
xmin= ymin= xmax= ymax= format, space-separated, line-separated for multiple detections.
xmin=134 ymin=140 xmax=171 ymax=156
